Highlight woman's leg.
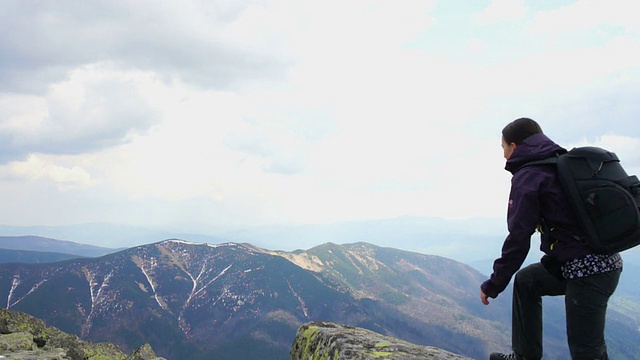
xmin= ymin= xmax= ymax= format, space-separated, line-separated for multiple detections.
xmin=512 ymin=263 xmax=566 ymax=359
xmin=565 ymin=269 xmax=621 ymax=360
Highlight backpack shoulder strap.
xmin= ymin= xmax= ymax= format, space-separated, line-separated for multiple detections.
xmin=521 ymin=155 xmax=559 ymax=169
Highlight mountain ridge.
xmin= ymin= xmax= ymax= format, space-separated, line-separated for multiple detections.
xmin=0 ymin=217 xmax=507 ymax=262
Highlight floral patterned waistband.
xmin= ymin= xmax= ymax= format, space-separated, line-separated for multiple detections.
xmin=561 ymin=253 xmax=623 ymax=280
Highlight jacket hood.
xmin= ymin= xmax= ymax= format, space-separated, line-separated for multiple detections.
xmin=505 ymin=133 xmax=566 ymax=174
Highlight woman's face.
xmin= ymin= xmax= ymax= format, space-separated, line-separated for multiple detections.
xmin=501 ymin=137 xmax=516 ymax=159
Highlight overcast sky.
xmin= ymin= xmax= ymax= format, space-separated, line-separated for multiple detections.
xmin=1 ymin=0 xmax=639 ymax=233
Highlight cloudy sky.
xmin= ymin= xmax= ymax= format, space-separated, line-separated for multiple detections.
xmin=1 ymin=0 xmax=639 ymax=233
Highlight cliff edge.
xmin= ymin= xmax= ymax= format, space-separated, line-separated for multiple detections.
xmin=290 ymin=321 xmax=474 ymax=360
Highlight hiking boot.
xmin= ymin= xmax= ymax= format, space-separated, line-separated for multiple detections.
xmin=489 ymin=353 xmax=526 ymax=360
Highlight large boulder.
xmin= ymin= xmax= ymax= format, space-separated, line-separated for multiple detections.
xmin=291 ymin=321 xmax=473 ymax=360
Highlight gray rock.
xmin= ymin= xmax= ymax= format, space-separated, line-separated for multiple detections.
xmin=290 ymin=321 xmax=474 ymax=360
xmin=1 ymin=332 xmax=37 ymax=351
xmin=126 ymin=343 xmax=166 ymax=360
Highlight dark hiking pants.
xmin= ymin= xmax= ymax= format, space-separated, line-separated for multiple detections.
xmin=511 ymin=262 xmax=621 ymax=360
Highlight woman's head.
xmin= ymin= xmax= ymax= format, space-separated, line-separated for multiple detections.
xmin=501 ymin=118 xmax=543 ymax=159
xmin=502 ymin=118 xmax=543 ymax=145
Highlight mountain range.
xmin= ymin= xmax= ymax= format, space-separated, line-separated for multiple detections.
xmin=0 ymin=238 xmax=639 ymax=359
xmin=5 ymin=219 xmax=640 ymax=269
xmin=0 ymin=235 xmax=118 ymax=257
xmin=0 ymin=217 xmax=507 ymax=262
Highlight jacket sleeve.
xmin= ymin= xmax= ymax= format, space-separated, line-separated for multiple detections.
xmin=481 ymin=169 xmax=542 ymax=298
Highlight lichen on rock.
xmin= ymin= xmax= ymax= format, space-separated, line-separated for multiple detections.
xmin=0 ymin=309 xmax=165 ymax=360
xmin=290 ymin=321 xmax=473 ymax=360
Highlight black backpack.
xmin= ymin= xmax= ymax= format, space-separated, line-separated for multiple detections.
xmin=527 ymin=147 xmax=640 ymax=254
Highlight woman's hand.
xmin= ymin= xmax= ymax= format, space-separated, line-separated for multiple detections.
xmin=480 ymin=289 xmax=490 ymax=305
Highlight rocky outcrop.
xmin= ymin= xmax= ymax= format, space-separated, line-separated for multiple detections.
xmin=0 ymin=309 xmax=164 ymax=360
xmin=290 ymin=321 xmax=473 ymax=360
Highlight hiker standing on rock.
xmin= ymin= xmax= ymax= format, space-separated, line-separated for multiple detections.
xmin=480 ymin=118 xmax=622 ymax=360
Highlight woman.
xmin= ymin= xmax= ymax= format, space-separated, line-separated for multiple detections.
xmin=480 ymin=118 xmax=622 ymax=360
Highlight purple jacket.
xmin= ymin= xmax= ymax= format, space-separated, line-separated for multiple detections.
xmin=481 ymin=133 xmax=593 ymax=298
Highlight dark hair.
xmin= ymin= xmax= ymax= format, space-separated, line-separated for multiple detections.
xmin=502 ymin=117 xmax=543 ymax=145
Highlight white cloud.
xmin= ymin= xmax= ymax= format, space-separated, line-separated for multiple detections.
xmin=466 ymin=38 xmax=487 ymax=54
xmin=0 ymin=63 xmax=159 ymax=161
xmin=530 ymin=0 xmax=640 ymax=34
xmin=0 ymin=1 xmax=288 ymax=93
xmin=474 ymin=0 xmax=528 ymax=23
xmin=570 ymin=135 xmax=640 ymax=172
xmin=3 ymin=154 xmax=95 ymax=190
